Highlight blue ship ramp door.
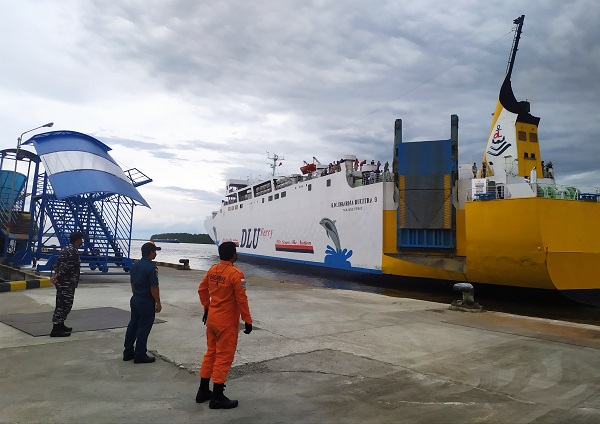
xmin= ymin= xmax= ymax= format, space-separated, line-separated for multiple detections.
xmin=395 ymin=116 xmax=458 ymax=252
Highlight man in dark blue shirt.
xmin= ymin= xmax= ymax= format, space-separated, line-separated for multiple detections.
xmin=123 ymin=242 xmax=162 ymax=363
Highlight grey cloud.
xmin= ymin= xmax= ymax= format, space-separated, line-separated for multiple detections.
xmin=11 ymin=0 xmax=600 ymax=194
xmin=162 ymin=186 xmax=224 ymax=204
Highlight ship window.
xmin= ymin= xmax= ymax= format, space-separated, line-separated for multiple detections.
xmin=327 ymin=179 xmax=331 ymax=187
xmin=275 ymin=193 xmax=279 ymax=199
xmin=262 ymin=198 xmax=264 ymax=203
xmin=308 ymin=184 xmax=312 ymax=191
xmin=531 ymin=153 xmax=536 ymax=159
xmin=529 ymin=132 xmax=538 ymax=142
xmin=240 ymin=204 xmax=243 ymax=209
xmin=518 ymin=131 xmax=527 ymax=141
xmin=268 ymin=195 xmax=273 ymax=201
xmin=281 ymin=191 xmax=286 ymax=198
xmin=524 ymin=152 xmax=529 ymax=158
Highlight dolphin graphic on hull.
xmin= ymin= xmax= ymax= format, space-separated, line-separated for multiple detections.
xmin=319 ymin=218 xmax=341 ymax=251
xmin=320 ymin=217 xmax=352 ymax=268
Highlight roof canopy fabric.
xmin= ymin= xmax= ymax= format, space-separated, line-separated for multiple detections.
xmin=24 ymin=131 xmax=149 ymax=207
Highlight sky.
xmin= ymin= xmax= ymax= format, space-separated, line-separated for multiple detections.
xmin=1 ymin=0 xmax=599 ymax=239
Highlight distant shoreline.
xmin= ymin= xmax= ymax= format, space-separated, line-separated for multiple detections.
xmin=133 ymin=233 xmax=215 ymax=245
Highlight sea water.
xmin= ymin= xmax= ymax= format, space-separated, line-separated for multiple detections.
xmin=131 ymin=240 xmax=327 ymax=287
xmin=131 ymin=240 xmax=219 ymax=271
xmin=41 ymin=240 xmax=598 ymax=323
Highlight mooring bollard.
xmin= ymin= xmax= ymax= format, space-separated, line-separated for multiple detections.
xmin=450 ymin=282 xmax=483 ymax=312
xmin=178 ymin=259 xmax=190 ymax=270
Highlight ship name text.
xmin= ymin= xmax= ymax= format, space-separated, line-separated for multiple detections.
xmin=240 ymin=228 xmax=260 ymax=249
xmin=240 ymin=227 xmax=273 ymax=249
xmin=331 ymin=197 xmax=377 ymax=209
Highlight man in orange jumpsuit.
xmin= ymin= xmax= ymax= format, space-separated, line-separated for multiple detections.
xmin=196 ymin=241 xmax=252 ymax=409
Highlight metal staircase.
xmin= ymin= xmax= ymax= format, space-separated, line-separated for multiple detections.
xmin=2 ymin=131 xmax=152 ymax=273
xmin=29 ymin=168 xmax=151 ymax=272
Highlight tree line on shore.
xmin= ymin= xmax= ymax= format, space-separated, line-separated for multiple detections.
xmin=150 ymin=233 xmax=214 ymax=244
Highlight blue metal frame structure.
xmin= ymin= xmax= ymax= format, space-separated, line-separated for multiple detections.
xmin=0 ymin=131 xmax=152 ymax=272
xmin=0 ymin=148 xmax=40 ymax=263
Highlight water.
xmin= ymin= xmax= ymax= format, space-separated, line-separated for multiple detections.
xmin=131 ymin=240 xmax=219 ymax=270
xmin=134 ymin=240 xmax=332 ymax=286
xmin=114 ymin=241 xmax=600 ymax=326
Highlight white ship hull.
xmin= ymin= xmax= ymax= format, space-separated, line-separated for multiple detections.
xmin=205 ymin=170 xmax=395 ymax=274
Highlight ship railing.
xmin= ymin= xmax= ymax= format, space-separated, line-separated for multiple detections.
xmin=350 ymin=170 xmax=393 ymax=187
xmin=534 ymin=183 xmax=600 ymax=201
xmin=467 ymin=184 xmax=600 ymax=202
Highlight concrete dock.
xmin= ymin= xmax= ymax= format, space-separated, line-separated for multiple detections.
xmin=1 ymin=265 xmax=600 ymax=423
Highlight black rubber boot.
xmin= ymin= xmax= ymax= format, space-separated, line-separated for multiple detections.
xmin=50 ymin=323 xmax=71 ymax=337
xmin=61 ymin=322 xmax=72 ymax=332
xmin=209 ymin=383 xmax=238 ymax=409
xmin=195 ymin=377 xmax=212 ymax=403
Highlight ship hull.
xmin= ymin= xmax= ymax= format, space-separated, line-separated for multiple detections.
xmin=205 ymin=178 xmax=600 ymax=306
xmin=206 ymin=172 xmax=391 ymax=274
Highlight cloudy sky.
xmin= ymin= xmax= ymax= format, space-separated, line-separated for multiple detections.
xmin=1 ymin=0 xmax=599 ymax=239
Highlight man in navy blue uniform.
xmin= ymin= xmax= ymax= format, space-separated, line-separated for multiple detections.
xmin=50 ymin=231 xmax=83 ymax=337
xmin=123 ymin=242 xmax=162 ymax=363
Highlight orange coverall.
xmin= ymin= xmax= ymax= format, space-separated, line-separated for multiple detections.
xmin=198 ymin=260 xmax=252 ymax=384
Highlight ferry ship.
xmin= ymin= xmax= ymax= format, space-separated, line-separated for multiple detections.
xmin=204 ymin=16 xmax=600 ymax=306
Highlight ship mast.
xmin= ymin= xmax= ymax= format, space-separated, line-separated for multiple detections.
xmin=484 ymin=14 xmax=541 ymax=180
xmin=267 ymin=152 xmax=284 ymax=176
xmin=505 ymin=15 xmax=525 ymax=79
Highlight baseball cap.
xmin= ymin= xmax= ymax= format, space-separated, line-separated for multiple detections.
xmin=148 ymin=241 xmax=162 ymax=250
xmin=141 ymin=241 xmax=161 ymax=257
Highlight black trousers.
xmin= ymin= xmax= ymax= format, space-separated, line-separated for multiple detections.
xmin=124 ymin=295 xmax=156 ymax=358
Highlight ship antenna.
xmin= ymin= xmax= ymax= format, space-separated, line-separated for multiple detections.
xmin=267 ymin=151 xmax=285 ymax=176
xmin=505 ymin=15 xmax=525 ymax=79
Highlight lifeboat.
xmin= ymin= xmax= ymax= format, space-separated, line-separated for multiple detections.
xmin=300 ymin=163 xmax=316 ymax=174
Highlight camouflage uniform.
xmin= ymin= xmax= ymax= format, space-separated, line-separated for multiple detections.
xmin=52 ymin=243 xmax=81 ymax=325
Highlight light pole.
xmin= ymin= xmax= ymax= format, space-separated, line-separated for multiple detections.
xmin=5 ymin=122 xmax=54 ymax=240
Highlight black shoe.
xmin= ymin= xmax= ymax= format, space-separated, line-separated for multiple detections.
xmin=134 ymin=355 xmax=155 ymax=364
xmin=123 ymin=353 xmax=135 ymax=361
xmin=196 ymin=378 xmax=212 ymax=403
xmin=209 ymin=383 xmax=238 ymax=409
xmin=196 ymin=387 xmax=212 ymax=403
xmin=50 ymin=323 xmax=71 ymax=338
xmin=61 ymin=322 xmax=73 ymax=332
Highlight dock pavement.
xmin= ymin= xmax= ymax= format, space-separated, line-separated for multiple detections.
xmin=1 ymin=265 xmax=600 ymax=423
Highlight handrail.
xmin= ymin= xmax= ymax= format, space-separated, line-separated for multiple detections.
xmin=467 ymin=183 xmax=600 ymax=202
